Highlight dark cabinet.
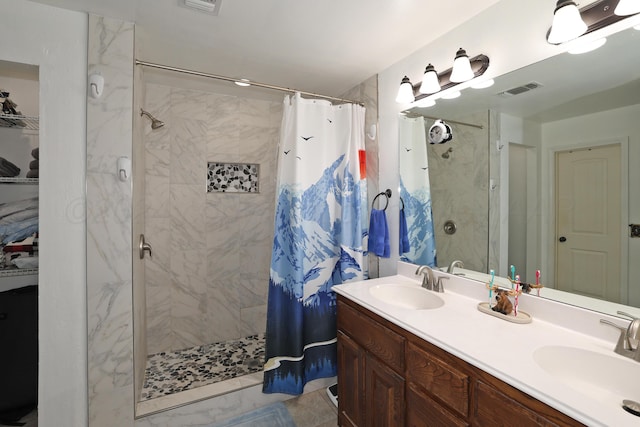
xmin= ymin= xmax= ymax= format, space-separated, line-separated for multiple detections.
xmin=337 ymin=295 xmax=584 ymax=427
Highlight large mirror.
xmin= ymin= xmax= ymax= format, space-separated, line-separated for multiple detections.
xmin=400 ymin=25 xmax=640 ymax=316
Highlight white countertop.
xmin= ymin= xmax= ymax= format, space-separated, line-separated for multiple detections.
xmin=333 ymin=262 xmax=640 ymax=427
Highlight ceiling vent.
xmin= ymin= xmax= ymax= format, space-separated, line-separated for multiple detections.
xmin=181 ymin=0 xmax=222 ymax=15
xmin=498 ymin=81 xmax=543 ymax=97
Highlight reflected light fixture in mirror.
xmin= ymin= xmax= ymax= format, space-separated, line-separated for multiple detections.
xmin=547 ymin=0 xmax=587 ymax=44
xmin=568 ymin=37 xmax=607 ymax=54
xmin=470 ymin=78 xmax=495 ymax=89
xmin=449 ymin=48 xmax=474 ymax=83
xmin=234 ymin=78 xmax=251 ymax=87
xmin=441 ymin=90 xmax=461 ymax=100
xmin=615 ymin=0 xmax=640 ymax=16
xmin=419 ymin=64 xmax=441 ymax=94
xmin=415 ymin=98 xmax=436 ymax=108
xmin=396 ymin=76 xmax=415 ymax=103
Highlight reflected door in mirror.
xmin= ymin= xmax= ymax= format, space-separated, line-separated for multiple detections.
xmin=556 ymin=144 xmax=621 ymax=302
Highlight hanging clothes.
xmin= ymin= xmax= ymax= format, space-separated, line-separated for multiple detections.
xmin=398 ymin=115 xmax=437 ymax=267
xmin=263 ymin=93 xmax=368 ymax=395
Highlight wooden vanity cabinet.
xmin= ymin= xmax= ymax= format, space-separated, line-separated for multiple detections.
xmin=337 ymin=295 xmax=584 ymax=427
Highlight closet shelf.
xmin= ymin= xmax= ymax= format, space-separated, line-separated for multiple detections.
xmin=0 ymin=113 xmax=39 ymax=130
xmin=0 ymin=177 xmax=38 ymax=184
xmin=0 ymin=267 xmax=38 ymax=278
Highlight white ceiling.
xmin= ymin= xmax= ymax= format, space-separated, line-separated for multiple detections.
xmin=27 ymin=0 xmax=502 ymax=97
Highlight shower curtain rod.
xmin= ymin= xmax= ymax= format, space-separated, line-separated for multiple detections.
xmin=135 ymin=60 xmax=364 ymax=106
xmin=404 ymin=112 xmax=484 ymax=130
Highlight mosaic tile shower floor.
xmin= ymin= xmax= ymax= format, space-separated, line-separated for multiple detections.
xmin=141 ymin=334 xmax=265 ymax=401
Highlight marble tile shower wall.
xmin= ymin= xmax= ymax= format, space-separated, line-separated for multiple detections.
xmin=143 ymin=82 xmax=281 ymax=355
xmin=427 ymin=111 xmax=489 ymax=272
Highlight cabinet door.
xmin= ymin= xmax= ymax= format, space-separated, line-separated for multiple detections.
xmin=365 ymin=353 xmax=405 ymax=427
xmin=337 ymin=331 xmax=364 ymax=427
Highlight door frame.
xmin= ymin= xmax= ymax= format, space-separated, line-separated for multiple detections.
xmin=545 ymin=138 xmax=629 ymax=303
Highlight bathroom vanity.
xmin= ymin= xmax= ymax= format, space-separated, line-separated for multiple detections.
xmin=337 ymin=296 xmax=580 ymax=426
xmin=333 ymin=262 xmax=640 ymax=427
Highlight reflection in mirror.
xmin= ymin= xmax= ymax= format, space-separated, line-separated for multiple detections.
xmin=397 ymin=116 xmax=437 ymax=267
xmin=398 ymin=112 xmax=490 ymax=273
xmin=400 ymin=25 xmax=640 ymax=317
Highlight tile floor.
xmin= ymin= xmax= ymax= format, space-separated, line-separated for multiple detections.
xmin=141 ymin=334 xmax=265 ymax=401
xmin=15 ymin=333 xmax=338 ymax=426
xmin=14 ymin=388 xmax=338 ymax=426
xmin=283 ymin=387 xmax=338 ymax=427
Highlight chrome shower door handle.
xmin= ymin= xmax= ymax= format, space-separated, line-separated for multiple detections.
xmin=139 ymin=234 xmax=153 ymax=259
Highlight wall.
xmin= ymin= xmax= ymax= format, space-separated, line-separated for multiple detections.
xmin=376 ymin=0 xmax=640 ymax=277
xmin=86 ymin=15 xmax=135 ymax=426
xmin=143 ymin=80 xmax=280 ymax=355
xmin=541 ymin=103 xmax=640 ymax=306
xmin=340 ymin=75 xmax=379 ymax=277
xmin=1 ymin=1 xmax=88 ymax=425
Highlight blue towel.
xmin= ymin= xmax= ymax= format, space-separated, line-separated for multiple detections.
xmin=399 ymin=208 xmax=410 ymax=254
xmin=369 ymin=208 xmax=390 ymax=258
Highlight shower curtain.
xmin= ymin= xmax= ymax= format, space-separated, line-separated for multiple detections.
xmin=263 ymin=93 xmax=367 ymax=395
xmin=398 ymin=115 xmax=437 ymax=267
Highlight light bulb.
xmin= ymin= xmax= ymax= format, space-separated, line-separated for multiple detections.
xmin=449 ymin=48 xmax=474 ymax=83
xmin=547 ymin=0 xmax=587 ymax=44
xmin=614 ymin=0 xmax=640 ymax=16
xmin=419 ymin=64 xmax=441 ymax=94
xmin=396 ymin=76 xmax=415 ymax=104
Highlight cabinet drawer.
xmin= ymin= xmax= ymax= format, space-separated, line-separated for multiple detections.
xmin=474 ymin=380 xmax=569 ymax=427
xmin=407 ymin=341 xmax=469 ymax=418
xmin=337 ymin=300 xmax=405 ymax=373
xmin=407 ymin=383 xmax=469 ymax=427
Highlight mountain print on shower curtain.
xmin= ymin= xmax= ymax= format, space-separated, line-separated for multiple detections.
xmin=263 ymin=93 xmax=367 ymax=395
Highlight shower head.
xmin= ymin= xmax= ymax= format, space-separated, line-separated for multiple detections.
xmin=140 ymin=109 xmax=165 ymax=130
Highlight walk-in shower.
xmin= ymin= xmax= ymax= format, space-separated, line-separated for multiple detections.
xmin=132 ymin=62 xmax=367 ymax=415
xmin=133 ymin=71 xmax=282 ymax=413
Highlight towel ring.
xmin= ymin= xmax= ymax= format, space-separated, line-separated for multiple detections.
xmin=372 ymin=189 xmax=392 ymax=211
xmin=400 ymin=197 xmax=405 ymax=210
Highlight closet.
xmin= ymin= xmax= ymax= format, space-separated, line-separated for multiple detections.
xmin=0 ymin=60 xmax=39 ymax=424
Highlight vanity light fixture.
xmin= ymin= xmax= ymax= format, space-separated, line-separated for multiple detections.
xmin=419 ymin=64 xmax=441 ymax=94
xmin=395 ymin=52 xmax=490 ymax=104
xmin=547 ymin=0 xmax=587 ymax=44
xmin=615 ymin=0 xmax=640 ymax=16
xmin=396 ymin=76 xmax=416 ymax=104
xmin=547 ymin=0 xmax=640 ymax=45
xmin=449 ymin=48 xmax=475 ymax=83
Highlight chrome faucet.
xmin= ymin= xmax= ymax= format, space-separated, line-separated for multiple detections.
xmin=415 ymin=265 xmax=435 ymax=291
xmin=447 ymin=259 xmax=464 ymax=274
xmin=600 ymin=311 xmax=640 ymax=362
xmin=415 ymin=265 xmax=446 ymax=293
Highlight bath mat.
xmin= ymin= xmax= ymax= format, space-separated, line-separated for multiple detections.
xmin=208 ymin=402 xmax=296 ymax=427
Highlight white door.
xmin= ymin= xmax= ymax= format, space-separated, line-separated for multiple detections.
xmin=555 ymin=144 xmax=621 ymax=302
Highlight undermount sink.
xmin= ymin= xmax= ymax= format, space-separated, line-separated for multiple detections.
xmin=533 ymin=345 xmax=640 ymax=409
xmin=369 ymin=284 xmax=444 ymax=310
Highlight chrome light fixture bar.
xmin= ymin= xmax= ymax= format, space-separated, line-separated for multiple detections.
xmin=547 ymin=0 xmax=640 ymax=45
